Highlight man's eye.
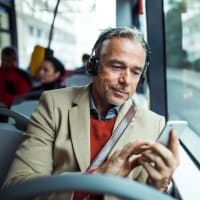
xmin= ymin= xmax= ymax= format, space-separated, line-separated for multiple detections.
xmin=112 ymin=65 xmax=123 ymax=69
xmin=132 ymin=70 xmax=141 ymax=76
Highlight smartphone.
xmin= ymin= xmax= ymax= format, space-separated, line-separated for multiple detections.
xmin=157 ymin=120 xmax=188 ymax=146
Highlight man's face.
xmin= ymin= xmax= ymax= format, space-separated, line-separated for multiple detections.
xmin=92 ymin=37 xmax=145 ymax=112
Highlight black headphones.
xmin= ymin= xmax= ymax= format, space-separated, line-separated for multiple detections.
xmin=86 ymin=27 xmax=150 ymax=85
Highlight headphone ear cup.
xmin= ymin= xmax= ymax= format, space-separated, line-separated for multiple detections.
xmin=138 ymin=63 xmax=147 ymax=86
xmin=138 ymin=53 xmax=150 ymax=86
xmin=136 ymin=69 xmax=146 ymax=93
xmin=86 ymin=56 xmax=99 ymax=75
xmin=138 ymin=74 xmax=145 ymax=86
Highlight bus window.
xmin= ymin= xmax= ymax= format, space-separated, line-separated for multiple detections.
xmin=163 ymin=0 xmax=200 ymax=165
xmin=0 ymin=6 xmax=11 ymax=48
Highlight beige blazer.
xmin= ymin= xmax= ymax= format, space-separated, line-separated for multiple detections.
xmin=4 ymin=85 xmax=165 ymax=199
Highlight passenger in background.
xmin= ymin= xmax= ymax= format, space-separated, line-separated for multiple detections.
xmin=72 ymin=53 xmax=90 ymax=75
xmin=61 ymin=53 xmax=90 ymax=83
xmin=31 ymin=56 xmax=65 ymax=92
xmin=0 ymin=46 xmax=31 ymax=108
xmin=65 ymin=53 xmax=92 ymax=87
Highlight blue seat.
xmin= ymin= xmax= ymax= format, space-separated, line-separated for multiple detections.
xmin=0 ymin=173 xmax=175 ymax=200
xmin=10 ymin=91 xmax=42 ymax=118
xmin=0 ymin=107 xmax=29 ymax=131
xmin=0 ymin=107 xmax=29 ymax=187
xmin=10 ymin=100 xmax=39 ymax=118
xmin=65 ymin=74 xmax=92 ymax=87
xmin=12 ymin=91 xmax=42 ymax=104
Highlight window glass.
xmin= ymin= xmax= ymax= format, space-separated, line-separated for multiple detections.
xmin=0 ymin=0 xmax=12 ymax=6
xmin=0 ymin=32 xmax=11 ymax=50
xmin=164 ymin=0 xmax=200 ymax=164
xmin=0 ymin=6 xmax=9 ymax=30
xmin=15 ymin=0 xmax=116 ymax=70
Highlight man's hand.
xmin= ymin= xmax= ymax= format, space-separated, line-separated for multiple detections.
xmin=137 ymin=129 xmax=180 ymax=192
xmin=96 ymin=140 xmax=152 ymax=177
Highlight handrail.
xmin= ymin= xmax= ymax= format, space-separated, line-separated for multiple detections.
xmin=0 ymin=173 xmax=175 ymax=200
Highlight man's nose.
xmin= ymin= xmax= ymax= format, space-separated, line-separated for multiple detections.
xmin=118 ymin=70 xmax=131 ymax=85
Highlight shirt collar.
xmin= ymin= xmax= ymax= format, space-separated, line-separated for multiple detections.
xmin=89 ymin=94 xmax=121 ymax=120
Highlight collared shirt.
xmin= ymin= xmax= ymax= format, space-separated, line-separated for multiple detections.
xmin=89 ymin=94 xmax=121 ymax=120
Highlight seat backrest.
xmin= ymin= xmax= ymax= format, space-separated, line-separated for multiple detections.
xmin=0 ymin=107 xmax=29 ymax=131
xmin=10 ymin=91 xmax=41 ymax=118
xmin=0 ymin=107 xmax=29 ymax=187
xmin=10 ymin=100 xmax=39 ymax=118
xmin=65 ymin=74 xmax=92 ymax=87
xmin=12 ymin=91 xmax=43 ymax=105
xmin=0 ymin=124 xmax=25 ymax=188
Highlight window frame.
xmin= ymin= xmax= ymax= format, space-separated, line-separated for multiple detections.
xmin=146 ymin=0 xmax=200 ymax=198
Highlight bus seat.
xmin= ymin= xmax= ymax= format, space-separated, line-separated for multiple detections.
xmin=0 ymin=107 xmax=29 ymax=131
xmin=65 ymin=74 xmax=92 ymax=87
xmin=0 ymin=107 xmax=28 ymax=188
xmin=12 ymin=91 xmax=42 ymax=104
xmin=10 ymin=100 xmax=39 ymax=118
xmin=10 ymin=91 xmax=42 ymax=118
xmin=0 ymin=124 xmax=25 ymax=188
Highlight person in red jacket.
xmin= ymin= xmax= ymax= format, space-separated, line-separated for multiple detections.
xmin=0 ymin=46 xmax=32 ymax=108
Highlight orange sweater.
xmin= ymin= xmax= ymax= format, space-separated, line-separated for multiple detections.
xmin=73 ymin=116 xmax=117 ymax=200
xmin=90 ymin=116 xmax=117 ymax=163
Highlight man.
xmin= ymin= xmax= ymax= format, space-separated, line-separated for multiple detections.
xmin=4 ymin=27 xmax=179 ymax=199
xmin=0 ymin=46 xmax=31 ymax=107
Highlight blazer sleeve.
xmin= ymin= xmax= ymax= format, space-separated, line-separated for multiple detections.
xmin=3 ymin=91 xmax=56 ymax=187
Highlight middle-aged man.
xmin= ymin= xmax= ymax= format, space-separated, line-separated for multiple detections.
xmin=4 ymin=27 xmax=179 ymax=199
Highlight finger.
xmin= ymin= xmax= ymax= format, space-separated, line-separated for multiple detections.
xmin=168 ymin=129 xmax=180 ymax=165
xmin=137 ymin=158 xmax=161 ymax=179
xmin=129 ymin=158 xmax=140 ymax=169
xmin=140 ymin=157 xmax=172 ymax=191
xmin=141 ymin=150 xmax=167 ymax=172
xmin=118 ymin=140 xmax=152 ymax=160
xmin=149 ymin=142 xmax=177 ymax=168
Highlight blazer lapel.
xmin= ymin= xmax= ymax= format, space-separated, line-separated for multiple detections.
xmin=69 ymin=86 xmax=91 ymax=172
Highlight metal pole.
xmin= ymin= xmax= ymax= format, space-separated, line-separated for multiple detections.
xmin=47 ymin=0 xmax=61 ymax=49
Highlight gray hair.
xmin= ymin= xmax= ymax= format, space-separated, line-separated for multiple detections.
xmin=92 ymin=27 xmax=149 ymax=58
